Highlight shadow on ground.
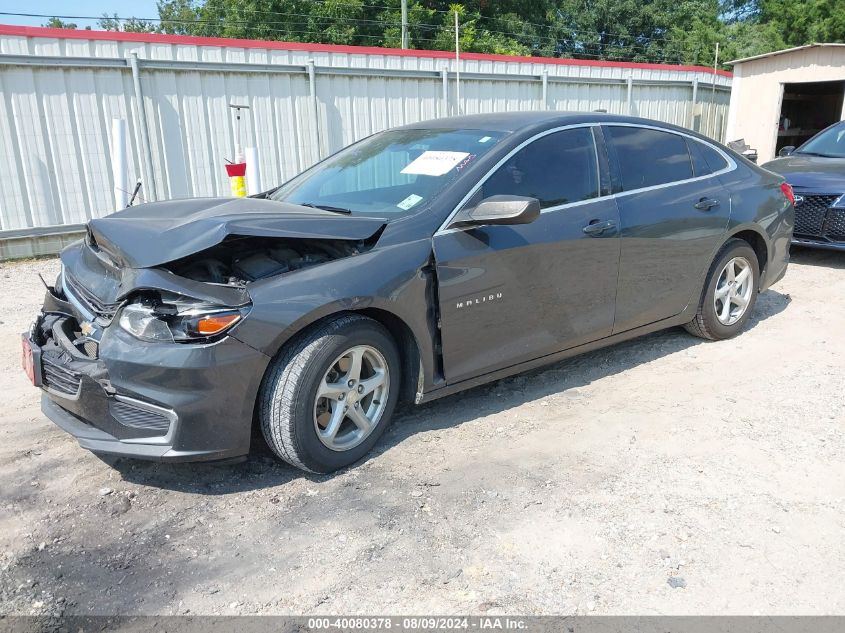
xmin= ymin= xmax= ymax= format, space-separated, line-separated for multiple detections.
xmin=112 ymin=288 xmax=792 ymax=494
xmin=789 ymin=245 xmax=845 ymax=269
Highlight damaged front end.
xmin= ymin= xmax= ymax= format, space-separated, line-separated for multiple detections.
xmin=24 ymin=197 xmax=389 ymax=461
xmin=26 ymin=280 xmax=180 ymax=449
xmin=161 ymin=232 xmax=382 ymax=285
xmin=25 ymin=262 xmax=270 ymax=461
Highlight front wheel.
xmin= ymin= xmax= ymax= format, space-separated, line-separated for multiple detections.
xmin=685 ymin=239 xmax=760 ymax=340
xmin=259 ymin=314 xmax=401 ymax=473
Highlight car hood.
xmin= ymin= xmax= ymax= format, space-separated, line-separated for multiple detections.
xmin=762 ymin=154 xmax=845 ymax=191
xmin=87 ymin=197 xmax=387 ymax=268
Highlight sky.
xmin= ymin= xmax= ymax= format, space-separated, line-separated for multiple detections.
xmin=0 ymin=0 xmax=161 ymax=29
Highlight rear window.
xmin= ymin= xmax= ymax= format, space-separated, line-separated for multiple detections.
xmin=607 ymin=126 xmax=693 ymax=190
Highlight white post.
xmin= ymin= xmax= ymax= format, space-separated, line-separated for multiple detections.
xmin=245 ymin=146 xmax=261 ymax=195
xmin=454 ymin=10 xmax=461 ymax=115
xmin=307 ymin=60 xmax=322 ymax=160
xmin=129 ymin=53 xmax=157 ymax=201
xmin=541 ymin=70 xmax=548 ymax=110
xmin=233 ymin=110 xmax=244 ymax=163
xmin=110 ymin=118 xmax=128 ymax=211
xmin=441 ymin=68 xmax=448 ymax=116
xmin=690 ymin=77 xmax=699 ymax=130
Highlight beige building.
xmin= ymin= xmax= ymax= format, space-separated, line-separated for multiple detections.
xmin=725 ymin=43 xmax=845 ymax=163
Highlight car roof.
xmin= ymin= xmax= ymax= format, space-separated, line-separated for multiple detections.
xmin=397 ymin=111 xmax=691 ymax=135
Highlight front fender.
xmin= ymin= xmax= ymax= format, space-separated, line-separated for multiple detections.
xmin=231 ymin=238 xmax=440 ymax=390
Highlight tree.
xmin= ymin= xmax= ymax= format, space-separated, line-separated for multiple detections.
xmin=44 ymin=17 xmax=79 ymax=29
xmin=757 ymin=0 xmax=845 ymax=47
xmin=151 ymin=0 xmax=845 ymax=69
xmin=99 ymin=13 xmax=159 ymax=33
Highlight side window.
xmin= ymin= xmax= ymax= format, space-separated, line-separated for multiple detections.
xmin=480 ymin=127 xmax=598 ymax=209
xmin=687 ymin=138 xmax=730 ymax=177
xmin=698 ymin=141 xmax=729 ymax=173
xmin=687 ymin=138 xmax=713 ymax=177
xmin=607 ymin=126 xmax=693 ymax=190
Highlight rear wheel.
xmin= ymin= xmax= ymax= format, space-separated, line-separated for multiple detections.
xmin=259 ymin=314 xmax=400 ymax=473
xmin=685 ymin=239 xmax=760 ymax=340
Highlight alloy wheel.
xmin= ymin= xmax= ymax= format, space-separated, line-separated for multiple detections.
xmin=713 ymin=256 xmax=754 ymax=326
xmin=313 ymin=345 xmax=390 ymax=451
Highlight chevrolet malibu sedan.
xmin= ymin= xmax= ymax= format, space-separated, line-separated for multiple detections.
xmin=22 ymin=112 xmax=794 ymax=473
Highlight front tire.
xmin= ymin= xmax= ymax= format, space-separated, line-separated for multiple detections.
xmin=685 ymin=239 xmax=760 ymax=340
xmin=259 ymin=314 xmax=401 ymax=473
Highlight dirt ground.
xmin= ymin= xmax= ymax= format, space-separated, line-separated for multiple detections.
xmin=0 ymin=248 xmax=843 ymax=617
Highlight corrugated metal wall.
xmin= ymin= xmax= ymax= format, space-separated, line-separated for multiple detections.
xmin=0 ymin=28 xmax=731 ymax=253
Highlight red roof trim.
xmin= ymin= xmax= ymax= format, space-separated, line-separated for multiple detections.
xmin=0 ymin=24 xmax=732 ymax=77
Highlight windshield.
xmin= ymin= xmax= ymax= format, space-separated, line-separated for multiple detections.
xmin=269 ymin=128 xmax=505 ymax=217
xmin=797 ymin=123 xmax=845 ymax=158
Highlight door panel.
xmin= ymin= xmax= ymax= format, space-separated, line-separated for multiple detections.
xmin=612 ymin=179 xmax=731 ymax=333
xmin=434 ymin=198 xmax=620 ymax=383
xmin=605 ymin=125 xmax=732 ymax=334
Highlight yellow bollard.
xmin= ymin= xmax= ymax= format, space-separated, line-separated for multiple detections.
xmin=225 ymin=163 xmax=247 ymax=198
xmin=229 ymin=175 xmax=246 ymax=197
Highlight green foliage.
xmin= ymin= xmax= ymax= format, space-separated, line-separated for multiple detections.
xmin=757 ymin=0 xmax=845 ymax=47
xmin=87 ymin=0 xmax=845 ymax=68
xmin=44 ymin=17 xmax=79 ymax=29
xmin=99 ymin=14 xmax=159 ymax=33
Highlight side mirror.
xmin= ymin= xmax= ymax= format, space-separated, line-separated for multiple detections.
xmin=778 ymin=146 xmax=795 ymax=157
xmin=455 ymin=195 xmax=541 ymax=227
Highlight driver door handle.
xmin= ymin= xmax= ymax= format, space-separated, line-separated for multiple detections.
xmin=582 ymin=219 xmax=617 ymax=236
xmin=694 ymin=197 xmax=720 ymax=211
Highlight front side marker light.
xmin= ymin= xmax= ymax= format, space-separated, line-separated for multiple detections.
xmin=194 ymin=313 xmax=241 ymax=336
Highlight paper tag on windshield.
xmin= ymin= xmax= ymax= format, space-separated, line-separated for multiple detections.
xmin=397 ymin=194 xmax=423 ymax=210
xmin=401 ymin=151 xmax=470 ymax=176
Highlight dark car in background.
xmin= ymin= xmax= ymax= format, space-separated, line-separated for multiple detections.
xmin=763 ymin=120 xmax=845 ymax=250
xmin=22 ymin=112 xmax=794 ymax=473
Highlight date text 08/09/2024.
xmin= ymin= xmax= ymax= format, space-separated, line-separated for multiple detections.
xmin=307 ymin=617 xmax=528 ymax=630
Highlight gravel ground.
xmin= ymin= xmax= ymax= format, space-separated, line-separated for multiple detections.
xmin=0 ymin=248 xmax=843 ymax=617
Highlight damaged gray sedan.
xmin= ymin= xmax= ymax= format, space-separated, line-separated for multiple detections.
xmin=22 ymin=112 xmax=793 ymax=473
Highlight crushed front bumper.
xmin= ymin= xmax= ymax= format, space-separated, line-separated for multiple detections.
xmin=27 ymin=286 xmax=270 ymax=462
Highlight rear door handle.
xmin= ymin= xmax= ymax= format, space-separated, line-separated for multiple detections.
xmin=582 ymin=219 xmax=617 ymax=236
xmin=694 ymin=197 xmax=720 ymax=211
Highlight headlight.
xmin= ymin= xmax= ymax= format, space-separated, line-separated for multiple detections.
xmin=118 ymin=301 xmax=244 ymax=343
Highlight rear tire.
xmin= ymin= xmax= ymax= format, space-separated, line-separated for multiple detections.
xmin=259 ymin=314 xmax=400 ymax=473
xmin=684 ymin=239 xmax=760 ymax=341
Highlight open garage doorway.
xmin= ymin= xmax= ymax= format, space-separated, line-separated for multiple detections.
xmin=777 ymin=81 xmax=845 ymax=154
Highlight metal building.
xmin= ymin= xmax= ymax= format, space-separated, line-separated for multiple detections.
xmin=726 ymin=44 xmax=845 ymax=164
xmin=0 ymin=25 xmax=732 ymax=259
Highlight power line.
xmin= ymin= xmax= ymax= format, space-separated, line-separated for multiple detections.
xmin=10 ymin=11 xmax=418 ymax=30
xmin=469 ymin=16 xmax=684 ymax=46
xmin=19 ymin=7 xmax=687 ymax=47
xmin=18 ymin=12 xmax=450 ymax=46
xmin=7 ymin=10 xmax=690 ymax=64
